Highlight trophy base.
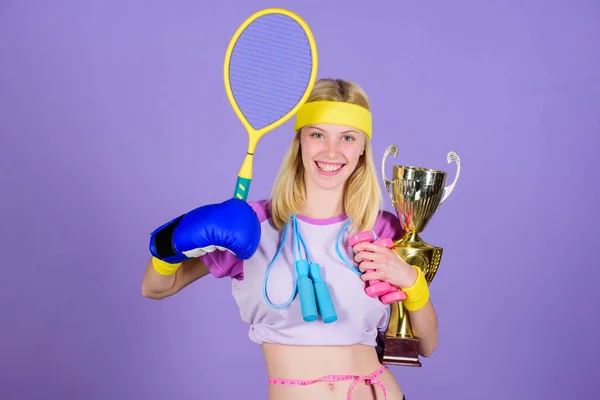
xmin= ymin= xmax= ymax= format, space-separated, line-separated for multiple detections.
xmin=376 ymin=332 xmax=422 ymax=368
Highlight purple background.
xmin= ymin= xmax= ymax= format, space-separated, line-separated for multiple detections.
xmin=1 ymin=1 xmax=598 ymax=399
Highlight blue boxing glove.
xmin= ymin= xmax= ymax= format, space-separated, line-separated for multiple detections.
xmin=149 ymin=198 xmax=261 ymax=274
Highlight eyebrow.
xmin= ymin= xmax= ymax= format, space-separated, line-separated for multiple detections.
xmin=308 ymin=126 xmax=359 ymax=135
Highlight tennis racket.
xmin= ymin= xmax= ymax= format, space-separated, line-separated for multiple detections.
xmin=224 ymin=8 xmax=318 ymax=201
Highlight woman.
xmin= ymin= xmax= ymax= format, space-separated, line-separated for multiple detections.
xmin=141 ymin=78 xmax=439 ymax=400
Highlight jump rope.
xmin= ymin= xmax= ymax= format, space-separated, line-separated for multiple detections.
xmin=263 ymin=215 xmax=406 ymax=323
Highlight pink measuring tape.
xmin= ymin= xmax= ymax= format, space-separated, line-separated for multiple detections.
xmin=268 ymin=364 xmax=388 ymax=399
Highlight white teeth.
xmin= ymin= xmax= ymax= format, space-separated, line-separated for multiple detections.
xmin=317 ymin=162 xmax=342 ymax=172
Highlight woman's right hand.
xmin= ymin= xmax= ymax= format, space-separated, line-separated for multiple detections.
xmin=148 ymin=198 xmax=261 ymax=274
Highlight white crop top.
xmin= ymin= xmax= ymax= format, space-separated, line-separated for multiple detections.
xmin=199 ymin=199 xmax=405 ymax=347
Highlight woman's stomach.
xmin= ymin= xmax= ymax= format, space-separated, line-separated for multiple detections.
xmin=262 ymin=343 xmax=404 ymax=400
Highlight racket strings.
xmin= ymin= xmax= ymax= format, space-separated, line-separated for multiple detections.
xmin=228 ymin=13 xmax=315 ymax=130
xmin=229 ymin=77 xmax=308 ymax=103
xmin=245 ymin=21 xmax=310 ymax=43
xmin=227 ymin=93 xmax=302 ymax=116
xmin=241 ymin=32 xmax=311 ymax=52
xmin=230 ymin=58 xmax=311 ymax=89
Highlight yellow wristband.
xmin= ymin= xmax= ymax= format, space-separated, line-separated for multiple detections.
xmin=402 ymin=266 xmax=430 ymax=312
xmin=151 ymin=257 xmax=182 ymax=276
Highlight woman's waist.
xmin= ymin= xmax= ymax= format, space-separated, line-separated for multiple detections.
xmin=262 ymin=343 xmax=383 ymax=379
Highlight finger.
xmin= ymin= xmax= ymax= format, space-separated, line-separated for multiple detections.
xmin=354 ymin=250 xmax=387 ymax=264
xmin=361 ymin=269 xmax=385 ymax=281
xmin=358 ymin=261 xmax=377 ymax=273
xmin=352 ymin=242 xmax=374 ymax=253
xmin=354 ymin=250 xmax=371 ymax=263
xmin=355 ymin=251 xmax=370 ymax=263
xmin=359 ymin=242 xmax=389 ymax=253
xmin=359 ymin=262 xmax=389 ymax=276
xmin=351 ymin=242 xmax=368 ymax=254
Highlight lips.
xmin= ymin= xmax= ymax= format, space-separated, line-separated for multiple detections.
xmin=315 ymin=161 xmax=345 ymax=175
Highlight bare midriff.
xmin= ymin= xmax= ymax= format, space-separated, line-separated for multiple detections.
xmin=262 ymin=343 xmax=405 ymax=400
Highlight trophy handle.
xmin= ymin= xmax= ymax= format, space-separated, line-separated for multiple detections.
xmin=439 ymin=151 xmax=460 ymax=207
xmin=381 ymin=145 xmax=399 ymax=202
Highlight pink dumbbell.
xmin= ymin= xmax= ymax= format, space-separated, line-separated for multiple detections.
xmin=379 ymin=289 xmax=406 ymax=304
xmin=348 ymin=232 xmax=398 ymax=298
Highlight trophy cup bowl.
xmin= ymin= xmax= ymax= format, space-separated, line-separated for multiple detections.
xmin=376 ymin=145 xmax=460 ymax=367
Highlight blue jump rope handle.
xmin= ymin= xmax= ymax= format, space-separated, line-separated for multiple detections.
xmin=296 ymin=260 xmax=318 ymax=322
xmin=309 ymin=263 xmax=337 ymax=324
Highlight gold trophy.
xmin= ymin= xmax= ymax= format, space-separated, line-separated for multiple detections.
xmin=377 ymin=145 xmax=461 ymax=367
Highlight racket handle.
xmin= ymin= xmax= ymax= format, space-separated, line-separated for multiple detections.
xmin=296 ymin=260 xmax=317 ymax=322
xmin=233 ymin=153 xmax=254 ymax=201
xmin=233 ymin=176 xmax=251 ymax=201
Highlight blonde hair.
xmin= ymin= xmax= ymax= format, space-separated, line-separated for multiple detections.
xmin=269 ymin=78 xmax=383 ymax=232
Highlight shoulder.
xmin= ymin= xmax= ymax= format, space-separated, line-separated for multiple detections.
xmin=373 ymin=209 xmax=405 ymax=241
xmin=247 ymin=199 xmax=272 ymax=224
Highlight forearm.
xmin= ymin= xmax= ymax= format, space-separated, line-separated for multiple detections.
xmin=408 ymin=300 xmax=438 ymax=357
xmin=141 ymin=258 xmax=177 ymax=298
xmin=141 ymin=257 xmax=209 ymax=299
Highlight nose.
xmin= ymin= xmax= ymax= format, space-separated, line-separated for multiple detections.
xmin=325 ymin=138 xmax=340 ymax=158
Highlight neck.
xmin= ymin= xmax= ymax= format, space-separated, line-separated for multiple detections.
xmin=300 ymin=182 xmax=345 ymax=220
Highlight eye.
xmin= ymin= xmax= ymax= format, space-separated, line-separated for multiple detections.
xmin=310 ymin=132 xmax=324 ymax=139
xmin=342 ymin=135 xmax=355 ymax=141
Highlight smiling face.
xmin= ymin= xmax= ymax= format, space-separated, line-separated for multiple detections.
xmin=300 ymin=123 xmax=367 ymax=193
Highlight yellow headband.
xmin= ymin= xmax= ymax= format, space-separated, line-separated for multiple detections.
xmin=293 ymin=101 xmax=372 ymax=139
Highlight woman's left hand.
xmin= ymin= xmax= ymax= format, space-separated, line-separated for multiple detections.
xmin=352 ymin=241 xmax=417 ymax=289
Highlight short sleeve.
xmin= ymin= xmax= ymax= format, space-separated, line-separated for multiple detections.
xmin=373 ymin=210 xmax=405 ymax=241
xmin=198 ymin=199 xmax=270 ymax=281
xmin=199 ymin=249 xmax=243 ymax=280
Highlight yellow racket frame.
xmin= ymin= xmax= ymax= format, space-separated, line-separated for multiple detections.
xmin=224 ymin=8 xmax=318 ymax=200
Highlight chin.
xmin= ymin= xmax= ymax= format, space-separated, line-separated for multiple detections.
xmin=313 ymin=180 xmax=346 ymax=192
